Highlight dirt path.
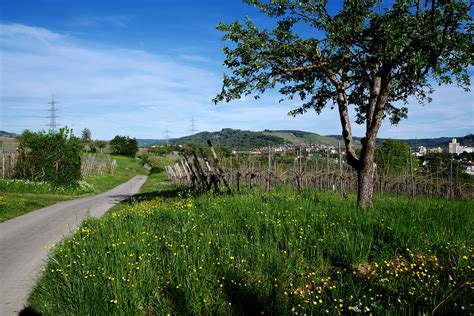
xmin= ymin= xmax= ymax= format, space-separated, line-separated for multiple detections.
xmin=0 ymin=175 xmax=147 ymax=315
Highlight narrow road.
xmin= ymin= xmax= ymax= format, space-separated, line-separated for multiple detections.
xmin=0 ymin=175 xmax=147 ymax=315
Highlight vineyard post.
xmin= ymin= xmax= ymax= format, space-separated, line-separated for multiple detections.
xmin=267 ymin=145 xmax=271 ymax=191
xmin=409 ymin=152 xmax=415 ymax=197
xmin=450 ymin=158 xmax=453 ymax=199
xmin=181 ymin=159 xmax=191 ymax=182
xmin=229 ymin=156 xmax=233 ymax=185
xmin=326 ymin=146 xmax=330 ymax=190
xmin=236 ymin=171 xmax=241 ymax=192
xmin=338 ymin=142 xmax=343 ymax=198
xmin=181 ymin=153 xmax=198 ymax=189
xmin=191 ymin=150 xmax=208 ymax=190
xmin=207 ymin=140 xmax=231 ymax=193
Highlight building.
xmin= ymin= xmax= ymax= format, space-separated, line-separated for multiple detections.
xmin=449 ymin=138 xmax=474 ymax=154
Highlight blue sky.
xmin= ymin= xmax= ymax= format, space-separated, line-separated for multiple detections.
xmin=1 ymin=0 xmax=472 ymax=140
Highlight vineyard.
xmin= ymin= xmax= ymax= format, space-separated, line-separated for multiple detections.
xmin=165 ymin=142 xmax=474 ymax=199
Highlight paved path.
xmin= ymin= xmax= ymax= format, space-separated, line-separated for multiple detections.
xmin=0 ymin=175 xmax=147 ymax=315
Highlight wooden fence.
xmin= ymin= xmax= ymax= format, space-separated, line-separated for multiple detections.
xmin=81 ymin=154 xmax=117 ymax=178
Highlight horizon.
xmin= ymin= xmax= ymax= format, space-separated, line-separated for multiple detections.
xmin=3 ymin=127 xmax=472 ymax=143
xmin=1 ymin=0 xmax=473 ymax=140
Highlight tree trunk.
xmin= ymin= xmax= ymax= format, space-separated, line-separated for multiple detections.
xmin=356 ymin=135 xmax=377 ymax=208
xmin=357 ymin=160 xmax=375 ymax=208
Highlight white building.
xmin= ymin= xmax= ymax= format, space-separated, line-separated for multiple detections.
xmin=449 ymin=138 xmax=474 ymax=154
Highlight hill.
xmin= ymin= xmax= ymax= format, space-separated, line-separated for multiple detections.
xmin=0 ymin=131 xmax=18 ymax=137
xmin=172 ymin=128 xmax=286 ymax=149
xmin=138 ymin=129 xmax=342 ymax=150
xmin=138 ymin=129 xmax=473 ymax=151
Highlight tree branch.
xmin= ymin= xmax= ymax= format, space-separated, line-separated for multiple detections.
xmin=366 ymin=64 xmax=381 ymax=132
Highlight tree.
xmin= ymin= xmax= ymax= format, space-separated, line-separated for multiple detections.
xmin=81 ymin=128 xmax=91 ymax=142
xmin=110 ymin=135 xmax=138 ymax=157
xmin=214 ymin=0 xmax=472 ymax=208
xmin=376 ymin=139 xmax=410 ymax=176
xmin=14 ymin=128 xmax=82 ymax=184
xmin=94 ymin=140 xmax=107 ymax=153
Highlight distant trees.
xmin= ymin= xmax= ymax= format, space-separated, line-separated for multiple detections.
xmin=376 ymin=140 xmax=410 ymax=175
xmin=81 ymin=128 xmax=91 ymax=143
xmin=110 ymin=135 xmax=138 ymax=157
xmin=14 ymin=128 xmax=82 ymax=184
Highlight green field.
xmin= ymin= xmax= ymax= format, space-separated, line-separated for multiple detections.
xmin=26 ymin=177 xmax=473 ymax=315
xmin=0 ymin=155 xmax=145 ymax=222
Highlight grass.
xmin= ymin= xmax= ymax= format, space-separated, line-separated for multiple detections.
xmin=85 ymin=155 xmax=147 ymax=193
xmin=0 ymin=155 xmax=146 ymax=222
xmin=26 ymin=178 xmax=473 ymax=315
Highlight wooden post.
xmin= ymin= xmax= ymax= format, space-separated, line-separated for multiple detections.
xmin=450 ymin=158 xmax=453 ymax=199
xmin=181 ymin=159 xmax=191 ymax=183
xmin=181 ymin=153 xmax=198 ymax=189
xmin=229 ymin=155 xmax=233 ymax=185
xmin=236 ymin=171 xmax=241 ymax=192
xmin=191 ymin=150 xmax=208 ymax=190
xmin=326 ymin=147 xmax=330 ymax=190
xmin=409 ymin=153 xmax=415 ymax=197
xmin=267 ymin=145 xmax=271 ymax=192
xmin=338 ymin=142 xmax=343 ymax=198
xmin=207 ymin=140 xmax=231 ymax=193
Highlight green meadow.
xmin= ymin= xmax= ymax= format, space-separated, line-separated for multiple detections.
xmin=27 ymin=176 xmax=473 ymax=315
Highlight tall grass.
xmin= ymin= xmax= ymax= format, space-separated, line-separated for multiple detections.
xmin=27 ymin=185 xmax=473 ymax=315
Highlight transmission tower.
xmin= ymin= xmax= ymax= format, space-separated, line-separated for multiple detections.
xmin=188 ymin=117 xmax=197 ymax=135
xmin=47 ymin=94 xmax=59 ymax=133
xmin=164 ymin=129 xmax=171 ymax=145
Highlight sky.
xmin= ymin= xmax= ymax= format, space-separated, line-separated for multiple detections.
xmin=1 ymin=0 xmax=472 ymax=140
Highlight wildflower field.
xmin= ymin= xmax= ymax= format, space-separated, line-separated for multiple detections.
xmin=27 ymin=183 xmax=473 ymax=315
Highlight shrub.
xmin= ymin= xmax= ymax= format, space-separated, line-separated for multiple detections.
xmin=14 ymin=128 xmax=82 ymax=185
xmin=110 ymin=135 xmax=138 ymax=157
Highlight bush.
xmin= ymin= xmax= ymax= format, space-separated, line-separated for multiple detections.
xmin=14 ymin=128 xmax=82 ymax=185
xmin=110 ymin=135 xmax=138 ymax=157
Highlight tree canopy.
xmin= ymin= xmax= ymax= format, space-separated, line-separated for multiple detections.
xmin=376 ymin=139 xmax=410 ymax=175
xmin=214 ymin=0 xmax=472 ymax=207
xmin=110 ymin=135 xmax=138 ymax=157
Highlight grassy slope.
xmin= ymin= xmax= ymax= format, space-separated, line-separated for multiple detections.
xmin=0 ymin=156 xmax=145 ymax=222
xmin=27 ymin=181 xmax=473 ymax=315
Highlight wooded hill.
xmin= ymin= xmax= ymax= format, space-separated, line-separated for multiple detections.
xmin=138 ymin=129 xmax=473 ymax=150
xmin=139 ymin=129 xmax=341 ymax=150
